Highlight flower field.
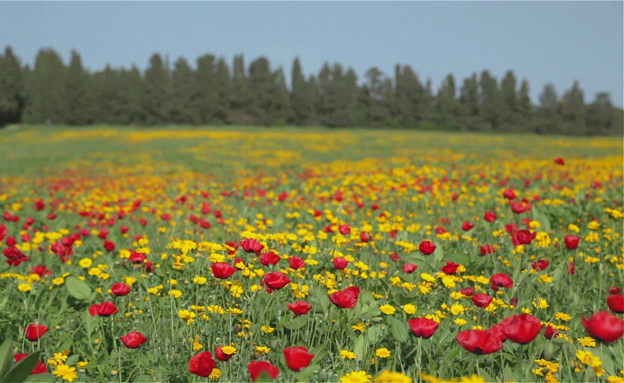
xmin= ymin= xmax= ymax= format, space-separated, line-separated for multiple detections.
xmin=0 ymin=126 xmax=622 ymax=383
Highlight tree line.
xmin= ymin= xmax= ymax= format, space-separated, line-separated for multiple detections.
xmin=0 ymin=46 xmax=621 ymax=135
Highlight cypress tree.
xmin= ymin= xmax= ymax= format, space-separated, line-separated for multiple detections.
xmin=585 ymin=92 xmax=613 ymax=136
xmin=290 ymin=57 xmax=314 ymax=125
xmin=536 ymin=83 xmax=560 ymax=134
xmin=230 ymin=54 xmax=251 ymax=124
xmin=23 ymin=48 xmax=66 ymax=124
xmin=479 ymin=70 xmax=502 ymax=130
xmin=141 ymin=53 xmax=170 ymax=125
xmin=214 ymin=57 xmax=231 ymax=124
xmin=500 ymin=70 xmax=518 ymax=128
xmin=0 ymin=47 xmax=25 ymax=126
xmin=560 ymin=81 xmax=586 ymax=135
xmin=170 ymin=57 xmax=197 ymax=124
xmin=63 ymin=50 xmax=91 ymax=125
xmin=458 ymin=74 xmax=480 ymax=130
xmin=436 ymin=73 xmax=459 ymax=129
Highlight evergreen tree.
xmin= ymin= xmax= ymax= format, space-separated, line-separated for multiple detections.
xmin=362 ymin=67 xmax=391 ymax=127
xmin=290 ymin=57 xmax=314 ymax=125
xmin=63 ymin=50 xmax=91 ymax=125
xmin=90 ymin=65 xmax=117 ymax=124
xmin=248 ymin=56 xmax=275 ymax=126
xmin=517 ymin=79 xmax=532 ymax=126
xmin=585 ymin=92 xmax=614 ymax=136
xmin=170 ymin=57 xmax=197 ymax=124
xmin=458 ymin=73 xmax=480 ymax=130
xmin=500 ymin=70 xmax=518 ymax=128
xmin=118 ymin=66 xmax=143 ymax=124
xmin=273 ymin=67 xmax=291 ymax=125
xmin=214 ymin=57 xmax=231 ymax=124
xmin=141 ymin=54 xmax=170 ymax=125
xmin=230 ymin=54 xmax=251 ymax=124
xmin=23 ymin=48 xmax=66 ymax=124
xmin=560 ymin=81 xmax=586 ymax=135
xmin=436 ymin=73 xmax=459 ymax=128
xmin=535 ymin=83 xmax=560 ymax=134
xmin=0 ymin=47 xmax=25 ymax=126
xmin=193 ymin=54 xmax=217 ymax=124
xmin=479 ymin=70 xmax=502 ymax=130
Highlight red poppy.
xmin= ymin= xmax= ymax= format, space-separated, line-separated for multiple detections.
xmin=215 ymin=346 xmax=235 ymax=361
xmin=24 ymin=324 xmax=49 ymax=341
xmin=419 ymin=241 xmax=436 ymax=255
xmin=14 ymin=354 xmax=47 ymax=374
xmin=259 ymin=251 xmax=280 ymax=266
xmin=509 ymin=297 xmax=518 ymax=308
xmin=461 ymin=221 xmax=474 ymax=231
xmin=484 ymin=212 xmax=497 ymax=222
xmin=531 ymin=260 xmax=549 ymax=271
xmin=554 ymin=157 xmax=565 ymax=165
xmin=333 ymin=257 xmax=348 ymax=270
xmin=499 ymin=314 xmax=543 ymax=344
xmin=503 ymin=189 xmax=517 ymax=200
xmin=119 ymin=331 xmax=148 ymax=348
xmin=129 ymin=252 xmax=146 ymax=264
xmin=515 ymin=230 xmax=536 ymax=245
xmin=145 ymin=261 xmax=156 ymax=272
xmin=248 ymin=361 xmax=279 ymax=382
xmin=567 ymin=261 xmax=575 ymax=275
xmin=283 ymin=347 xmax=315 ymax=371
xmin=440 ymin=261 xmax=460 ymax=275
xmin=111 ymin=283 xmax=132 ymax=296
xmin=402 ymin=263 xmax=418 ymax=274
xmin=103 ymin=240 xmax=115 ymax=252
xmin=0 ymin=223 xmax=6 ymax=241
xmin=263 ymin=272 xmax=291 ymax=290
xmin=544 ymin=325 xmax=557 ymax=340
xmin=289 ymin=256 xmax=306 ymax=269
xmin=212 ymin=262 xmax=238 ymax=279
xmin=241 ymin=238 xmax=264 ymax=254
xmin=581 ymin=311 xmax=624 ymax=343
xmin=188 ymin=351 xmax=216 ymax=377
xmin=3 ymin=246 xmax=29 ymax=266
xmin=88 ymin=302 xmax=119 ymax=317
xmin=339 ymin=225 xmax=351 ymax=235
xmin=472 ymin=294 xmax=493 ymax=308
xmin=29 ymin=265 xmax=51 ymax=277
xmin=456 ymin=329 xmax=504 ymax=355
xmin=480 ymin=245 xmax=495 ymax=255
xmin=564 ymin=235 xmax=579 ymax=250
xmin=288 ymin=301 xmax=312 ymax=316
xmin=608 ymin=286 xmax=622 ymax=295
xmin=360 ymin=232 xmax=372 ymax=242
xmin=460 ymin=287 xmax=475 ymax=297
xmin=607 ymin=294 xmax=624 ymax=314
xmin=407 ymin=318 xmax=439 ymax=339
xmin=6 ymin=236 xmax=16 ymax=246
xmin=511 ymin=201 xmax=531 ymax=214
xmin=490 ymin=273 xmax=513 ymax=291
xmin=329 ymin=286 xmax=360 ymax=309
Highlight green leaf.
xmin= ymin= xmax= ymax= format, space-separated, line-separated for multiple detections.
xmin=353 ymin=334 xmax=365 ymax=360
xmin=24 ymin=373 xmax=55 ymax=383
xmin=386 ymin=317 xmax=409 ymax=343
xmin=433 ymin=243 xmax=445 ymax=262
xmin=0 ymin=338 xmax=12 ymax=378
xmin=1 ymin=351 xmax=41 ymax=383
xmin=65 ymin=276 xmax=92 ymax=301
xmin=282 ymin=316 xmax=307 ymax=331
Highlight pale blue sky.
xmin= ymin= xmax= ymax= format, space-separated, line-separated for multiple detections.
xmin=1 ymin=1 xmax=622 ymax=106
